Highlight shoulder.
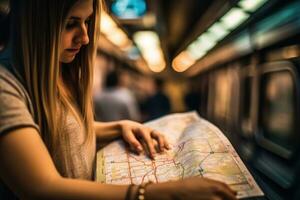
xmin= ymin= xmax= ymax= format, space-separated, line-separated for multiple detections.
xmin=0 ymin=64 xmax=39 ymax=135
xmin=0 ymin=64 xmax=26 ymax=96
xmin=0 ymin=63 xmax=34 ymax=110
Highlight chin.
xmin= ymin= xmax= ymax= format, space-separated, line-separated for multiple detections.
xmin=59 ymin=56 xmax=76 ymax=63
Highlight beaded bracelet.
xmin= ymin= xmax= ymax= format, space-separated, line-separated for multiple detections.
xmin=135 ymin=181 xmax=153 ymax=200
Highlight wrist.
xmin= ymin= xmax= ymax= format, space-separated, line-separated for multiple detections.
xmin=144 ymin=182 xmax=173 ymax=200
xmin=116 ymin=120 xmax=125 ymax=136
xmin=125 ymin=184 xmax=138 ymax=200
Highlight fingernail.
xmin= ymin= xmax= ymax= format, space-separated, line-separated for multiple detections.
xmin=150 ymin=152 xmax=155 ymax=158
xmin=137 ymin=146 xmax=143 ymax=151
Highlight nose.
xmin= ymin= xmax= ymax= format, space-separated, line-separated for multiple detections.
xmin=75 ymin=24 xmax=89 ymax=45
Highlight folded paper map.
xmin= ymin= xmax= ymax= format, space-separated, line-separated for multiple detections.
xmin=96 ymin=112 xmax=264 ymax=199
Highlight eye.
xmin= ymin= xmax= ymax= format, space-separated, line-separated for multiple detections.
xmin=84 ymin=18 xmax=91 ymax=26
xmin=65 ymin=20 xmax=79 ymax=30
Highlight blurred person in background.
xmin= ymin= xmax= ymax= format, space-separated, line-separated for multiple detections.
xmin=184 ymin=80 xmax=201 ymax=112
xmin=0 ymin=0 xmax=237 ymax=199
xmin=94 ymin=70 xmax=141 ymax=122
xmin=141 ymin=78 xmax=171 ymax=121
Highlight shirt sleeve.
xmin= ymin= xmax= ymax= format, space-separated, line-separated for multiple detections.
xmin=0 ymin=75 xmax=39 ymax=135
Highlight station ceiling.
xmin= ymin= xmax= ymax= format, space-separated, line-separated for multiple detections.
xmin=104 ymin=0 xmax=237 ymax=76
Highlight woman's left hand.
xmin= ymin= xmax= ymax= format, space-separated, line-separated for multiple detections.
xmin=118 ymin=120 xmax=170 ymax=159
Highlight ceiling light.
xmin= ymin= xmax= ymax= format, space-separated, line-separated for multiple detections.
xmin=172 ymin=51 xmax=196 ymax=72
xmin=220 ymin=7 xmax=250 ymax=30
xmin=100 ymin=12 xmax=117 ymax=35
xmin=133 ymin=31 xmax=159 ymax=50
xmin=187 ymin=42 xmax=207 ymax=60
xmin=238 ymin=0 xmax=268 ymax=12
xmin=208 ymin=22 xmax=230 ymax=41
xmin=133 ymin=31 xmax=166 ymax=72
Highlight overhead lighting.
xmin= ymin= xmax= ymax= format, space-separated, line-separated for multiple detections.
xmin=186 ymin=32 xmax=217 ymax=60
xmin=133 ymin=31 xmax=166 ymax=72
xmin=106 ymin=28 xmax=132 ymax=50
xmin=172 ymin=51 xmax=196 ymax=72
xmin=208 ymin=22 xmax=230 ymax=42
xmin=133 ymin=31 xmax=159 ymax=50
xmin=199 ymin=32 xmax=218 ymax=48
xmin=100 ymin=11 xmax=132 ymax=51
xmin=172 ymin=0 xmax=267 ymax=73
xmin=238 ymin=0 xmax=268 ymax=12
xmin=100 ymin=12 xmax=117 ymax=35
xmin=220 ymin=7 xmax=250 ymax=30
xmin=187 ymin=42 xmax=207 ymax=60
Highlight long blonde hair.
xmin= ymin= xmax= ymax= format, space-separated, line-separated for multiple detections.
xmin=9 ymin=0 xmax=100 ymax=176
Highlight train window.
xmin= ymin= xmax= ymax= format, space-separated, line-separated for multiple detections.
xmin=213 ymin=70 xmax=231 ymax=122
xmin=259 ymin=70 xmax=296 ymax=157
xmin=199 ymin=76 xmax=209 ymax=117
xmin=241 ymin=76 xmax=253 ymax=136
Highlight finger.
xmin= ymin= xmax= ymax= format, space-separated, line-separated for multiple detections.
xmin=122 ymin=130 xmax=143 ymax=154
xmin=159 ymin=132 xmax=171 ymax=150
xmin=214 ymin=184 xmax=237 ymax=200
xmin=152 ymin=139 xmax=160 ymax=152
xmin=164 ymin=137 xmax=171 ymax=150
xmin=151 ymin=130 xmax=171 ymax=150
xmin=216 ymin=181 xmax=237 ymax=196
xmin=151 ymin=131 xmax=165 ymax=152
xmin=139 ymin=129 xmax=156 ymax=159
xmin=221 ymin=183 xmax=237 ymax=196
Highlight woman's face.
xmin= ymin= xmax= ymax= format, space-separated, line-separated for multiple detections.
xmin=59 ymin=0 xmax=93 ymax=63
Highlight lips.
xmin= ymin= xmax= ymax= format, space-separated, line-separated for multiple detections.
xmin=66 ymin=48 xmax=80 ymax=54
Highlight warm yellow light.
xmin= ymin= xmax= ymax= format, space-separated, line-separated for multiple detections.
xmin=172 ymin=51 xmax=196 ymax=72
xmin=148 ymin=61 xmax=166 ymax=73
xmin=144 ymin=49 xmax=166 ymax=72
xmin=100 ymin=12 xmax=117 ymax=35
xmin=146 ymin=49 xmax=166 ymax=72
xmin=133 ymin=31 xmax=166 ymax=73
xmin=133 ymin=31 xmax=159 ymax=50
xmin=143 ymin=50 xmax=161 ymax=63
xmin=106 ymin=28 xmax=131 ymax=49
xmin=172 ymin=0 xmax=265 ymax=74
xmin=100 ymin=11 xmax=132 ymax=52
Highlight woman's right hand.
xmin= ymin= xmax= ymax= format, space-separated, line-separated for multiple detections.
xmin=146 ymin=177 xmax=238 ymax=200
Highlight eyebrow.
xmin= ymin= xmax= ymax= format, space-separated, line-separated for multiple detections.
xmin=69 ymin=14 xmax=93 ymax=21
xmin=69 ymin=16 xmax=81 ymax=20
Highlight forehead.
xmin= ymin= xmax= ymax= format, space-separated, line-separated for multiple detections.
xmin=68 ymin=0 xmax=94 ymax=18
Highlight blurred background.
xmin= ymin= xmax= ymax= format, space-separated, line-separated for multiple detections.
xmin=92 ymin=1 xmax=300 ymax=199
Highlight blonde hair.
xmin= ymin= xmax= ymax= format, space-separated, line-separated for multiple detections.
xmin=9 ymin=0 xmax=100 ymax=177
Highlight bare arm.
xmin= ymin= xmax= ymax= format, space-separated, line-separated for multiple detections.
xmin=0 ymin=127 xmax=128 ymax=200
xmin=94 ymin=121 xmax=122 ymax=147
xmin=0 ymin=127 xmax=237 ymax=200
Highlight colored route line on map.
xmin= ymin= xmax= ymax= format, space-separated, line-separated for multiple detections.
xmin=173 ymin=137 xmax=250 ymax=189
xmin=100 ymin=112 xmax=264 ymax=198
xmin=127 ymin=149 xmax=179 ymax=183
xmin=106 ymin=136 xmax=250 ymax=189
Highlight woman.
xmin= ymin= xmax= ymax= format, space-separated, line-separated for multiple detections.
xmin=0 ymin=0 xmax=237 ymax=199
